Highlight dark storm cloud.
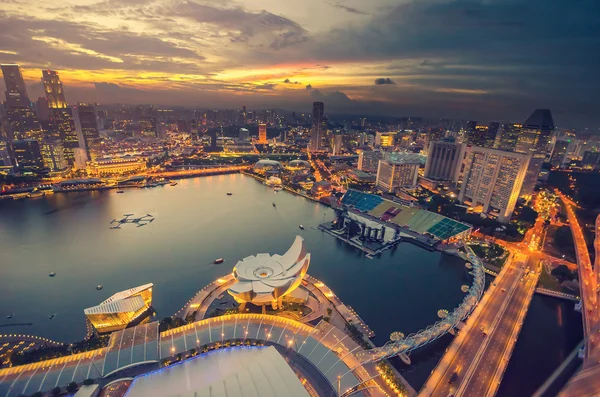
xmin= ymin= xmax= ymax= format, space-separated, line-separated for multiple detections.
xmin=374 ymin=78 xmax=395 ymax=85
xmin=310 ymin=0 xmax=600 ymax=126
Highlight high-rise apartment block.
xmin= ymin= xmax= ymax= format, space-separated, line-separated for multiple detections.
xmin=258 ymin=123 xmax=267 ymax=144
xmin=515 ymin=109 xmax=554 ymax=197
xmin=459 ymin=147 xmax=531 ymax=223
xmin=309 ymin=102 xmax=324 ymax=151
xmin=376 ymin=158 xmax=420 ymax=193
xmin=357 ymin=150 xmax=383 ymax=173
xmin=424 ymin=138 xmax=465 ymax=183
xmin=1 ymin=64 xmax=42 ymax=141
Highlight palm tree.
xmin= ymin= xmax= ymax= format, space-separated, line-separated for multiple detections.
xmin=51 ymin=386 xmax=61 ymax=396
xmin=66 ymin=381 xmax=78 ymax=393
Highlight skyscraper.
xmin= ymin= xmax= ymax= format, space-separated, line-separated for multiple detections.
xmin=13 ymin=139 xmax=45 ymax=175
xmin=41 ymin=70 xmax=67 ymax=108
xmin=309 ymin=102 xmax=324 ymax=151
xmin=258 ymin=123 xmax=267 ymax=144
xmin=41 ymin=69 xmax=78 ymax=162
xmin=424 ymin=138 xmax=465 ymax=183
xmin=376 ymin=158 xmax=420 ymax=192
xmin=496 ymin=123 xmax=522 ymax=151
xmin=41 ymin=138 xmax=68 ymax=173
xmin=550 ymin=139 xmax=570 ymax=167
xmin=515 ymin=109 xmax=555 ymax=197
xmin=73 ymin=103 xmax=99 ymax=155
xmin=1 ymin=64 xmax=42 ymax=141
xmin=357 ymin=150 xmax=383 ymax=173
xmin=459 ymin=147 xmax=531 ymax=223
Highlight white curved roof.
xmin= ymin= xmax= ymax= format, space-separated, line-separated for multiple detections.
xmin=229 ymin=236 xmax=310 ymax=303
xmin=84 ymin=283 xmax=153 ymax=315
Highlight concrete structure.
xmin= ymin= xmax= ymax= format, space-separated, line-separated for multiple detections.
xmin=13 ymin=139 xmax=44 ymax=175
xmin=309 ymin=101 xmax=324 ymax=151
xmin=74 ymin=147 xmax=89 ymax=169
xmin=582 ymin=150 xmax=600 ymax=169
xmin=41 ymin=138 xmax=68 ymax=173
xmin=375 ymin=132 xmax=395 ymax=147
xmin=424 ymin=138 xmax=465 ymax=183
xmin=73 ymin=103 xmax=99 ymax=154
xmin=357 ymin=150 xmax=382 ymax=173
xmin=376 ymin=159 xmax=419 ymax=193
xmin=238 ymin=127 xmax=249 ymax=142
xmin=88 ymin=156 xmax=146 ymax=176
xmin=550 ymin=139 xmax=570 ymax=167
xmin=84 ymin=283 xmax=153 ymax=333
xmin=516 ymin=109 xmax=555 ymax=197
xmin=1 ymin=64 xmax=42 ymax=141
xmin=228 ymin=236 xmax=310 ymax=309
xmin=258 ymin=123 xmax=267 ymax=144
xmin=125 ymin=346 xmax=310 ymax=397
xmin=496 ymin=123 xmax=522 ymax=151
xmin=0 ymin=140 xmax=13 ymax=174
xmin=459 ymin=146 xmax=530 ymax=223
xmin=332 ymin=133 xmax=344 ymax=155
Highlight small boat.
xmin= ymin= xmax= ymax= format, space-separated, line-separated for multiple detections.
xmin=6 ymin=314 xmax=13 ymax=319
xmin=49 ymin=272 xmax=56 ymax=277
xmin=226 ymin=192 xmax=233 ymax=196
xmin=272 ymin=202 xmax=276 ymax=207
xmin=48 ymin=313 xmax=56 ymax=319
xmin=213 ymin=258 xmax=224 ymax=264
xmin=116 ymin=190 xmax=125 ymax=194
xmin=299 ymin=225 xmax=304 ymax=230
xmin=96 ymin=285 xmax=103 ymax=290
xmin=170 ymin=181 xmax=177 ymax=186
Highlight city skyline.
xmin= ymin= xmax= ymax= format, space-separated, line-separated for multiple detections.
xmin=0 ymin=0 xmax=598 ymax=128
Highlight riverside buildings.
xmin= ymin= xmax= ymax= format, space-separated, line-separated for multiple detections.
xmin=458 ymin=146 xmax=531 ymax=223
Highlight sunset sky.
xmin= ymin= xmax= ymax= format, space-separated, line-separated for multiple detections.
xmin=1 ymin=0 xmax=599 ymax=126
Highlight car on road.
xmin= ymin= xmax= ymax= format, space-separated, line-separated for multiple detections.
xmin=449 ymin=372 xmax=458 ymax=384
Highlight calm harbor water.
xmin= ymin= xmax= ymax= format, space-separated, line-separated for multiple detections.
xmin=0 ymin=174 xmax=583 ymax=394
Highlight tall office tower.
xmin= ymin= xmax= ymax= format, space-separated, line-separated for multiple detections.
xmin=309 ymin=101 xmax=324 ymax=151
xmin=462 ymin=120 xmax=477 ymax=145
xmin=332 ymin=134 xmax=344 ymax=155
xmin=40 ymin=69 xmax=78 ymax=162
xmin=73 ymin=103 xmax=99 ymax=154
xmin=515 ymin=109 xmax=554 ymax=197
xmin=550 ymin=139 xmax=570 ymax=167
xmin=41 ymin=70 xmax=67 ymax=108
xmin=41 ymin=138 xmax=68 ymax=173
xmin=376 ymin=158 xmax=420 ymax=192
xmin=1 ymin=64 xmax=42 ymax=141
xmin=258 ymin=123 xmax=267 ymax=144
xmin=36 ymin=97 xmax=50 ymax=121
xmin=486 ymin=122 xmax=500 ymax=148
xmin=424 ymin=138 xmax=465 ymax=182
xmin=13 ymin=138 xmax=45 ymax=175
xmin=357 ymin=150 xmax=382 ymax=173
xmin=459 ymin=147 xmax=531 ymax=223
xmin=496 ymin=123 xmax=522 ymax=151
xmin=0 ymin=140 xmax=14 ymax=173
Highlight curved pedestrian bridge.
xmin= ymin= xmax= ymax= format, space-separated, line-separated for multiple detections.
xmin=0 ymin=314 xmax=376 ymax=397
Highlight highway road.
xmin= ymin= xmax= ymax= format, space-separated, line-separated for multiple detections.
xmin=420 ymin=253 xmax=539 ymax=397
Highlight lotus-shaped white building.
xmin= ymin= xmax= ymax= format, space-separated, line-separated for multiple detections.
xmin=228 ymin=236 xmax=310 ymax=307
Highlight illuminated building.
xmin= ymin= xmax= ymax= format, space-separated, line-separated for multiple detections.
xmin=253 ymin=159 xmax=282 ymax=175
xmin=238 ymin=127 xmax=249 ymax=142
xmin=332 ymin=133 xmax=344 ymax=155
xmin=88 ymin=156 xmax=147 ymax=176
xmin=140 ymin=117 xmax=157 ymax=137
xmin=550 ymin=139 xmax=570 ymax=167
xmin=582 ymin=151 xmax=600 ymax=169
xmin=84 ymin=283 xmax=153 ymax=334
xmin=73 ymin=103 xmax=99 ymax=154
xmin=424 ymin=137 xmax=465 ymax=183
xmin=13 ymin=139 xmax=45 ymax=175
xmin=466 ymin=124 xmax=495 ymax=148
xmin=0 ymin=140 xmax=13 ymax=174
xmin=376 ymin=158 xmax=420 ymax=192
xmin=41 ymin=139 xmax=68 ymax=173
xmin=515 ymin=109 xmax=554 ymax=197
xmin=74 ymin=147 xmax=88 ymax=170
xmin=458 ymin=146 xmax=530 ymax=223
xmin=496 ymin=123 xmax=522 ymax=151
xmin=257 ymin=123 xmax=267 ymax=144
xmin=357 ymin=150 xmax=382 ymax=173
xmin=228 ymin=236 xmax=310 ymax=309
xmin=375 ymin=132 xmax=395 ymax=147
xmin=36 ymin=97 xmax=50 ymax=121
xmin=309 ymin=102 xmax=324 ymax=151
xmin=311 ymin=180 xmax=332 ymax=197
xmin=1 ymin=64 xmax=42 ymax=141
xmin=41 ymin=69 xmax=78 ymax=162
xmin=41 ymin=70 xmax=67 ymax=109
